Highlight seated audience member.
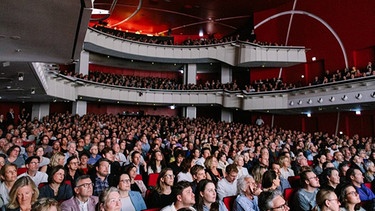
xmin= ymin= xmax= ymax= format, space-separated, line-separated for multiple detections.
xmin=87 ymin=144 xmax=101 ymax=165
xmin=78 ymin=151 xmax=90 ymax=174
xmin=0 ymin=154 xmax=6 ymax=170
xmin=217 ymin=164 xmax=239 ymax=200
xmin=351 ymin=154 xmax=366 ymax=174
xmin=6 ymin=145 xmax=25 ymax=168
xmin=252 ymin=165 xmax=268 ymax=189
xmin=7 ymin=176 xmax=39 ymax=211
xmin=332 ymin=151 xmax=344 ymax=169
xmin=313 ymin=154 xmax=327 ymax=176
xmin=22 ymin=142 xmax=35 ymax=161
xmin=18 ymin=156 xmax=48 ymax=186
xmin=293 ymin=153 xmax=310 ymax=175
xmin=32 ymin=198 xmax=60 ymax=211
xmin=148 ymin=168 xmax=175 ymax=208
xmin=258 ymin=190 xmax=289 ymax=211
xmin=346 ymin=167 xmax=375 ymax=201
xmin=319 ymin=167 xmax=340 ymax=191
xmin=60 ymin=175 xmax=98 ymax=211
xmin=261 ymin=170 xmax=280 ymax=192
xmin=190 ymin=165 xmax=206 ymax=193
xmin=195 ymin=147 xmax=211 ymax=167
xmin=194 ymin=179 xmax=228 ymax=211
xmin=148 ymin=149 xmax=167 ymax=174
xmin=338 ymin=161 xmax=350 ymax=183
xmin=64 ymin=156 xmax=84 ymax=189
xmin=97 ymin=187 xmax=122 ymax=211
xmin=169 ymin=149 xmax=185 ymax=175
xmin=64 ymin=142 xmax=79 ymax=164
xmin=100 ymin=148 xmax=121 ymax=180
xmin=337 ymin=184 xmax=366 ymax=211
xmin=129 ymin=151 xmax=147 ymax=177
xmin=234 ymin=155 xmax=250 ymax=178
xmin=35 ymin=146 xmax=50 ymax=173
xmin=217 ymin=152 xmax=229 ymax=173
xmin=177 ymin=156 xmax=194 ymax=182
xmin=117 ymin=173 xmax=146 ymax=211
xmin=294 ymin=170 xmax=320 ymax=211
xmin=271 ymin=162 xmax=291 ymax=193
xmin=39 ymin=165 xmax=73 ymax=202
xmin=47 ymin=152 xmax=66 ymax=175
xmin=279 ymin=155 xmax=295 ymax=180
xmin=313 ymin=189 xmax=340 ymax=211
xmin=0 ymin=164 xmax=17 ymax=206
xmin=364 ymin=160 xmax=375 ymax=182
xmin=123 ymin=164 xmax=147 ymax=197
xmin=161 ymin=181 xmax=195 ymax=211
xmin=112 ymin=143 xmax=126 ymax=166
xmin=90 ymin=158 xmax=116 ymax=197
xmin=204 ymin=156 xmax=223 ymax=185
xmin=233 ymin=175 xmax=261 ymax=211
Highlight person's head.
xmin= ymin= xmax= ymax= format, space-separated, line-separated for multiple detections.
xmin=67 ymin=142 xmax=76 ymax=154
xmin=8 ymin=176 xmax=39 ymax=209
xmin=130 ymin=151 xmax=141 ymax=165
xmin=338 ymin=161 xmax=350 ymax=177
xmin=0 ymin=163 xmax=17 ymax=182
xmin=365 ymin=160 xmax=375 ymax=173
xmin=74 ymin=175 xmax=94 ymax=199
xmin=278 ymin=156 xmax=291 ymax=168
xmin=238 ymin=175 xmax=261 ymax=196
xmin=48 ymin=165 xmax=65 ymax=184
xmin=315 ymin=189 xmax=340 ymax=211
xmin=79 ymin=152 xmax=90 ymax=165
xmin=234 ymin=155 xmax=245 ymax=167
xmin=252 ymin=165 xmax=268 ymax=184
xmin=25 ymin=156 xmax=40 ymax=172
xmin=346 ymin=167 xmax=364 ymax=187
xmin=195 ymin=179 xmax=217 ymax=208
xmin=7 ymin=145 xmax=21 ymax=157
xmin=123 ymin=164 xmax=137 ymax=179
xmin=90 ymin=144 xmax=99 ymax=155
xmin=262 ymin=170 xmax=280 ymax=190
xmin=32 ymin=198 xmax=60 ymax=211
xmin=333 ymin=151 xmax=344 ymax=162
xmin=300 ymin=170 xmax=320 ymax=189
xmin=98 ymin=187 xmax=121 ymax=211
xmin=337 ymin=184 xmax=361 ymax=209
xmin=101 ymin=148 xmax=114 ymax=162
xmin=225 ymin=164 xmax=239 ymax=183
xmin=156 ymin=167 xmax=174 ymax=193
xmin=173 ymin=181 xmax=195 ymax=207
xmin=50 ymin=152 xmax=65 ymax=167
xmin=180 ymin=156 xmax=193 ymax=173
xmin=201 ymin=148 xmax=211 ymax=159
xmin=204 ymin=156 xmax=218 ymax=170
xmin=191 ymin=165 xmax=206 ymax=182
xmin=259 ymin=154 xmax=269 ymax=167
xmin=66 ymin=156 xmax=80 ymax=171
xmin=117 ymin=173 xmax=131 ymax=192
xmin=258 ymin=190 xmax=289 ymax=211
xmin=96 ymin=158 xmax=111 ymax=178
xmin=0 ymin=154 xmax=6 ymax=170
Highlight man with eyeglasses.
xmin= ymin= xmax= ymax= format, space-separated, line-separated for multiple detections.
xmin=258 ymin=190 xmax=289 ymax=211
xmin=346 ymin=167 xmax=375 ymax=201
xmin=17 ymin=156 xmax=48 ymax=186
xmin=294 ymin=169 xmax=320 ymax=211
xmin=61 ymin=175 xmax=99 ymax=211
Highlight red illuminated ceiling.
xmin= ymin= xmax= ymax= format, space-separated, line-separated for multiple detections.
xmin=90 ymin=0 xmax=293 ymax=37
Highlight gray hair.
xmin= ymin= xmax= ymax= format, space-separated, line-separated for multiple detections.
xmin=259 ymin=190 xmax=283 ymax=211
xmin=237 ymin=175 xmax=253 ymax=195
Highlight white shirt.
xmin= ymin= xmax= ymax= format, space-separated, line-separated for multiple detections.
xmin=18 ymin=171 xmax=48 ymax=186
xmin=77 ymin=198 xmax=89 ymax=211
xmin=217 ymin=178 xmax=238 ymax=200
xmin=0 ymin=182 xmax=10 ymax=205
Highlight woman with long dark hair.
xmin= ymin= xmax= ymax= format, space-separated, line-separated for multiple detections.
xmin=194 ymin=179 xmax=227 ymax=211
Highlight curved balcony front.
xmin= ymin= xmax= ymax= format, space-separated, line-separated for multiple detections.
xmin=84 ymin=28 xmax=306 ymax=67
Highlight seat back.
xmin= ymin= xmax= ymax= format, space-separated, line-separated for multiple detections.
xmin=142 ymin=208 xmax=161 ymax=211
xmin=284 ymin=188 xmax=297 ymax=203
xmin=148 ymin=173 xmax=159 ymax=187
xmin=223 ymin=195 xmax=236 ymax=211
xmin=17 ymin=167 xmax=27 ymax=175
xmin=135 ymin=174 xmax=143 ymax=181
xmin=288 ymin=175 xmax=301 ymax=188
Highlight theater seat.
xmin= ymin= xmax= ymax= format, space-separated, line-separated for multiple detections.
xmin=284 ymin=188 xmax=297 ymax=203
xmin=288 ymin=175 xmax=301 ymax=188
xmin=223 ymin=195 xmax=236 ymax=211
xmin=147 ymin=173 xmax=159 ymax=187
xmin=17 ymin=167 xmax=27 ymax=175
xmin=364 ymin=182 xmax=372 ymax=190
xmin=135 ymin=174 xmax=143 ymax=181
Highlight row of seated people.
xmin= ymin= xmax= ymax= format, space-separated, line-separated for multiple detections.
xmin=93 ymin=24 xmax=279 ymax=47
xmin=1 ymin=112 xmax=375 ymax=210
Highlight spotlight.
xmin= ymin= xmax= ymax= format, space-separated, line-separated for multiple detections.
xmin=289 ymin=101 xmax=294 ymax=106
xmin=31 ymin=88 xmax=35 ymax=95
xmin=329 ymin=96 xmax=335 ymax=102
xmin=297 ymin=100 xmax=302 ymax=105
xmin=317 ymin=98 xmax=323 ymax=103
xmin=355 ymin=93 xmax=362 ymax=100
xmin=307 ymin=112 xmax=312 ymax=117
xmin=355 ymin=110 xmax=361 ymax=115
xmin=341 ymin=95 xmax=348 ymax=101
xmin=18 ymin=72 xmax=24 ymax=81
xmin=307 ymin=99 xmax=312 ymax=104
xmin=371 ymin=92 xmax=375 ymax=98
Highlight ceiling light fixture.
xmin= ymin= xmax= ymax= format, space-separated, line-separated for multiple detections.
xmin=355 ymin=93 xmax=362 ymax=100
xmin=341 ymin=95 xmax=348 ymax=101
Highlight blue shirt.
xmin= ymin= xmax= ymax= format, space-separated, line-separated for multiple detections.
xmin=355 ymin=183 xmax=375 ymax=201
xmin=94 ymin=176 xmax=109 ymax=196
xmin=233 ymin=194 xmax=259 ymax=211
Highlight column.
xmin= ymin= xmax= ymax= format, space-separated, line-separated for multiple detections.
xmin=75 ymin=50 xmax=89 ymax=75
xmin=221 ymin=64 xmax=232 ymax=83
xmin=31 ymin=103 xmax=50 ymax=121
xmin=221 ymin=108 xmax=233 ymax=122
xmin=184 ymin=64 xmax=197 ymax=84
xmin=72 ymin=101 xmax=87 ymax=116
xmin=183 ymin=106 xmax=197 ymax=119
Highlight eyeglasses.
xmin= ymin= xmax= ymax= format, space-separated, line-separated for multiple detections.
xmin=346 ymin=191 xmax=358 ymax=196
xmin=271 ymin=203 xmax=288 ymax=210
xmin=77 ymin=183 xmax=93 ymax=188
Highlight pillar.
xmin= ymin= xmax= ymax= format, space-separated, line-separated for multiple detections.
xmin=31 ymin=103 xmax=50 ymax=121
xmin=75 ymin=50 xmax=89 ymax=75
xmin=183 ymin=106 xmax=197 ymax=119
xmin=184 ymin=64 xmax=197 ymax=84
xmin=221 ymin=64 xmax=232 ymax=83
xmin=221 ymin=108 xmax=233 ymax=122
xmin=72 ymin=101 xmax=87 ymax=116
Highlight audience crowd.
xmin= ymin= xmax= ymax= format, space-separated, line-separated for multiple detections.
xmin=0 ymin=110 xmax=375 ymax=210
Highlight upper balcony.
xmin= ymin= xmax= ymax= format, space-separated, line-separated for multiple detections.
xmin=84 ymin=28 xmax=307 ymax=67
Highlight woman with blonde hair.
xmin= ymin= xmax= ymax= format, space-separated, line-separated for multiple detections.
xmin=7 ymin=176 xmax=39 ymax=211
xmin=204 ymin=156 xmax=223 ymax=185
xmin=0 ymin=164 xmax=18 ymax=206
xmin=32 ymin=198 xmax=60 ymax=211
xmin=47 ymin=152 xmax=65 ymax=175
xmin=279 ymin=155 xmax=294 ymax=179
xmin=313 ymin=189 xmax=340 ymax=211
xmin=97 ymin=187 xmax=122 ymax=211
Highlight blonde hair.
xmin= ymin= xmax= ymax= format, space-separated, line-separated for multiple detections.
xmin=49 ymin=152 xmax=65 ymax=167
xmin=32 ymin=198 xmax=60 ymax=211
xmin=8 ymin=176 xmax=39 ymax=209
